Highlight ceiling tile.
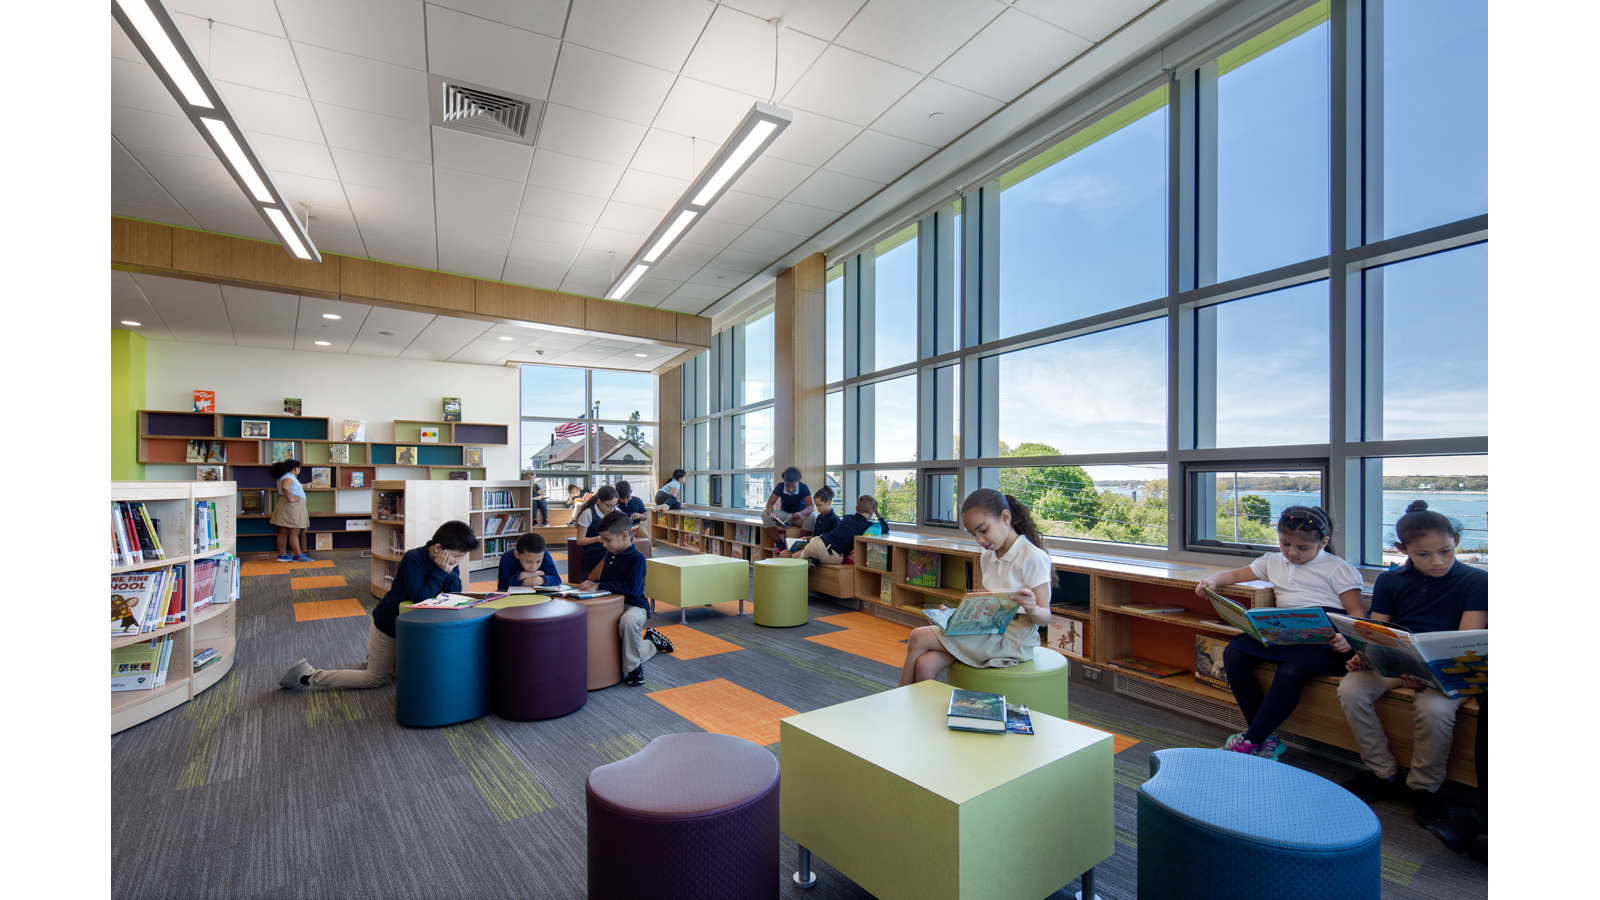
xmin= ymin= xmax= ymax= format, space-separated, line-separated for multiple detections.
xmin=727 ymin=226 xmax=806 ymax=256
xmin=784 ymin=168 xmax=884 ymax=213
xmin=112 ymin=105 xmax=216 ymax=158
xmin=353 ymin=213 xmax=437 ymax=245
xmin=820 ymin=129 xmax=936 ymax=184
xmin=436 ymin=199 xmax=519 ymax=234
xmin=519 ymin=185 xmax=608 ymax=223
xmin=560 ymin=267 xmax=613 ymax=296
xmin=597 ymin=201 xmax=668 ymax=235
xmin=526 ymin=149 xmax=625 ymax=199
xmin=687 ymin=265 xmax=749 ymax=286
xmin=564 ymin=0 xmax=716 ymax=72
xmin=834 ymin=0 xmax=1006 ymax=74
xmin=680 ymin=6 xmax=828 ymax=99
xmin=170 ymin=0 xmax=287 ymax=35
xmin=126 ymin=146 xmax=239 ymax=194
xmin=438 ymin=226 xmax=514 ymax=256
xmin=780 ymin=44 xmax=920 ymax=126
xmin=112 ymin=16 xmax=144 ymax=63
xmin=295 ymin=44 xmax=430 ymax=122
xmin=434 ymin=168 xmax=526 ymax=211
xmin=205 ymin=24 xmax=309 ymax=97
xmin=306 ymin=230 xmax=368 ymax=257
xmin=931 ymin=8 xmax=1092 ymax=102
xmin=631 ymin=129 xmax=722 ymax=180
xmin=653 ymin=77 xmax=761 ymax=145
xmin=164 ymin=182 xmax=261 ymax=220
xmin=111 ymin=58 xmax=182 ymax=116
xmin=302 ymin=205 xmax=361 ymax=234
xmin=869 ymin=77 xmax=1004 ymax=146
xmin=113 ymin=177 xmax=181 ymax=209
xmin=709 ymin=246 xmax=773 ymax=274
xmin=425 ymin=3 xmax=560 ymax=99
xmin=754 ymin=200 xmax=839 ymax=235
xmin=346 ymin=183 xmax=436 ymax=225
xmin=214 ymin=81 xmax=325 ymax=143
xmin=217 ymin=286 xmax=299 ymax=350
xmin=583 ymin=227 xmax=647 ymax=257
xmin=432 ymin=127 xmax=535 ymax=182
xmin=315 ymin=104 xmax=433 ymax=163
xmin=573 ymin=247 xmax=631 ymax=270
xmin=425 ymin=0 xmax=571 ymax=37
xmin=764 ymin=108 xmax=861 ymax=167
xmin=660 ymin=241 xmax=722 ymax=268
xmin=655 ymin=293 xmax=712 ymax=313
xmin=330 ymin=146 xmax=434 ymax=196
xmin=610 ymin=169 xmax=692 ymax=210
xmin=515 ymin=215 xmax=594 ymax=246
xmin=1013 ymin=0 xmax=1155 ymax=42
xmin=276 ymin=0 xmax=426 ymax=68
xmin=731 ymin=154 xmax=814 ymax=200
xmin=270 ymin=172 xmax=353 ymax=213
xmin=645 ymin=260 xmax=701 ymax=281
xmin=548 ymin=43 xmax=677 ymax=126
xmin=507 ymin=237 xmax=582 ymax=264
xmin=503 ymin=257 xmax=573 ymax=289
xmin=718 ymin=0 xmax=867 ymax=42
xmin=438 ymin=247 xmax=510 ymax=280
xmin=112 ymin=200 xmax=200 ymax=230
xmin=670 ymin=281 xmax=733 ymax=302
xmin=534 ymin=104 xmax=648 ymax=168
xmin=701 ymin=190 xmax=778 ymax=226
xmin=679 ymin=217 xmax=744 ymax=248
xmin=242 ymin=131 xmax=341 ymax=181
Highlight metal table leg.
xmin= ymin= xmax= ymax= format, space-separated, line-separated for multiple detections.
xmin=1075 ymin=866 xmax=1100 ymax=900
xmin=792 ymin=845 xmax=817 ymax=888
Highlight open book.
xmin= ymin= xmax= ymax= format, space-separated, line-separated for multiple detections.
xmin=1327 ymin=613 xmax=1487 ymax=699
xmin=414 ymin=592 xmax=504 ymax=609
xmin=923 ymin=592 xmax=1020 ymax=636
xmin=785 ymin=537 xmax=809 ymax=552
xmin=1203 ymin=588 xmax=1336 ymax=646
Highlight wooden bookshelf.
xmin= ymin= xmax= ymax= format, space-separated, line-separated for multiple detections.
xmin=468 ymin=481 xmax=534 ymax=573
xmin=110 ymin=481 xmax=239 ymax=734
xmin=368 ymin=480 xmax=471 ymax=598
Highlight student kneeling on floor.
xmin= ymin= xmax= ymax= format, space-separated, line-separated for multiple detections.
xmin=579 ymin=510 xmax=673 ymax=686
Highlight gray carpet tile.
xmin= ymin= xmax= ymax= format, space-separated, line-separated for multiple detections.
xmin=111 ymin=551 xmax=1488 ymax=899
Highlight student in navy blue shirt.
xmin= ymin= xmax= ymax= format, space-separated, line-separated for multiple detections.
xmin=580 ymin=511 xmax=672 ymax=685
xmin=280 ymin=520 xmax=478 ymax=690
xmin=762 ymin=466 xmax=815 ymax=551
xmin=615 ymin=480 xmax=650 ymax=524
xmin=1334 ymin=501 xmax=1487 ymax=825
xmin=783 ymin=494 xmax=889 ymax=564
xmin=808 ymin=486 xmax=839 ymax=537
xmin=497 ymin=533 xmax=561 ymax=590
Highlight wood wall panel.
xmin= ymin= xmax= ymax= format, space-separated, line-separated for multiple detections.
xmin=171 ymin=229 xmax=341 ymax=295
xmin=111 ymin=219 xmax=172 ymax=269
xmin=676 ymin=314 xmax=712 ymax=347
xmin=339 ymin=255 xmax=473 ymax=312
xmin=585 ymin=298 xmax=677 ymax=343
xmin=654 ymin=368 xmax=683 ymax=489
xmin=775 ymin=253 xmax=827 ymax=482
xmin=474 ymin=280 xmax=586 ymax=329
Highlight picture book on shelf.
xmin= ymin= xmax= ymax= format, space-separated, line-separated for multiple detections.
xmin=284 ymin=397 xmax=302 ymax=416
xmin=111 ymin=638 xmax=166 ymax=691
xmin=192 ymin=390 xmax=214 ymax=413
xmin=946 ymin=688 xmax=1007 ymax=733
xmin=196 ymin=465 xmax=223 ymax=482
xmin=1326 ymin=613 xmax=1487 ymax=699
xmin=111 ymin=570 xmax=166 ymax=634
xmin=271 ymin=441 xmax=294 ymax=463
xmin=310 ymin=467 xmax=331 ymax=488
xmin=864 ymin=543 xmax=889 ymax=572
xmin=465 ymin=447 xmax=483 ymax=467
xmin=448 ymin=470 xmax=469 ymax=480
xmin=241 ymin=419 xmax=270 ymax=438
xmin=240 ymin=489 xmax=265 ymax=515
xmin=735 ymin=524 xmax=750 ymax=543
xmin=1122 ymin=603 xmax=1187 ymax=614
xmin=1047 ymin=615 xmax=1084 ymax=658
xmin=1194 ymin=634 xmax=1230 ymax=691
xmin=350 ymin=471 xmax=365 ymax=488
xmin=376 ymin=492 xmax=402 ymax=520
xmin=314 ymin=533 xmax=332 ymax=551
xmin=420 ymin=427 xmax=440 ymax=443
xmin=1107 ymin=657 xmax=1187 ymax=678
xmin=329 ymin=443 xmax=350 ymax=463
xmin=906 ymin=549 xmax=942 ymax=587
xmin=343 ymin=419 xmax=366 ymax=441
xmin=923 ymin=592 xmax=1020 ymax=636
xmin=880 ymin=579 xmax=893 ymax=603
xmin=396 ymin=446 xmax=418 ymax=465
xmin=442 ymin=397 xmax=462 ymax=421
xmin=186 ymin=440 xmax=225 ymax=463
xmin=1202 ymin=588 xmax=1335 ymax=646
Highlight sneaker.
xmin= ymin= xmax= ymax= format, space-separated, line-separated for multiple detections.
xmin=1342 ymin=770 xmax=1400 ymax=801
xmin=1410 ymin=786 xmax=1449 ymax=825
xmin=279 ymin=659 xmax=314 ymax=690
xmin=1223 ymin=736 xmax=1260 ymax=755
xmin=623 ymin=666 xmax=645 ymax=686
xmin=1426 ymin=808 xmax=1485 ymax=855
xmin=1254 ymin=734 xmax=1286 ymax=761
xmin=1221 ymin=733 xmax=1247 ymax=751
xmin=276 ymin=554 xmax=295 ymax=562
xmin=644 ymin=627 xmax=674 ymax=654
xmin=293 ymin=554 xmax=314 ymax=562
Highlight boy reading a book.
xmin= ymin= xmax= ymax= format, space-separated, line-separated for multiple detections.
xmin=578 ymin=511 xmax=672 ymax=686
xmin=780 ymin=493 xmax=888 ymax=564
xmin=279 ymin=520 xmax=478 ymax=690
xmin=762 ymin=466 xmax=816 ymax=551
xmin=497 ymin=533 xmax=561 ymax=591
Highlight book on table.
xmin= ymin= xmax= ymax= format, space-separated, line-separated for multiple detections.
xmin=1326 ymin=613 xmax=1487 ymax=699
xmin=946 ymin=688 xmax=1007 ymax=733
xmin=1203 ymin=588 xmax=1336 ymax=646
xmin=1005 ymin=702 xmax=1035 ymax=735
xmin=414 ymin=592 xmax=507 ymax=609
xmin=923 ymin=592 xmax=1020 ymax=636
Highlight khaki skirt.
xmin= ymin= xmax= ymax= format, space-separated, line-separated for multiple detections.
xmin=270 ymin=497 xmax=310 ymax=529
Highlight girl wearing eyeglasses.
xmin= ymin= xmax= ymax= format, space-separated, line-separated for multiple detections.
xmin=1195 ymin=505 xmax=1365 ymax=760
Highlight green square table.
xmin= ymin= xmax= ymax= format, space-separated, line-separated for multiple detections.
xmin=779 ymin=680 xmax=1114 ymax=900
xmin=645 ymin=554 xmax=750 ymax=624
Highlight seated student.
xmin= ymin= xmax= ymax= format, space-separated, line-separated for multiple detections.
xmin=762 ymin=466 xmax=815 ymax=551
xmin=528 ymin=480 xmax=549 ymax=527
xmin=497 ymin=533 xmax=561 ymax=591
xmin=615 ymin=480 xmax=650 ymax=525
xmin=565 ymin=483 xmax=590 ymax=508
xmin=279 ymin=521 xmax=478 ymax=690
xmin=654 ymin=469 xmax=685 ymax=511
xmin=572 ymin=485 xmax=619 ymax=579
xmin=807 ymin=486 xmax=839 ymax=537
xmin=781 ymin=493 xmax=888 ymax=564
xmin=578 ymin=511 xmax=673 ymax=686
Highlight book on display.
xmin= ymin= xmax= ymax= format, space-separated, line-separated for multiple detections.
xmin=946 ymin=689 xmax=1007 ymax=733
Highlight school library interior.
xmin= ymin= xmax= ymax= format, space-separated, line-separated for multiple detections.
xmin=102 ymin=1 xmax=1495 ymax=898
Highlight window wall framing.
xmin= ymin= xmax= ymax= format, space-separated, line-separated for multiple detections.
xmin=520 ymin=366 xmax=660 ymax=494
xmin=680 ymin=305 xmax=781 ymax=510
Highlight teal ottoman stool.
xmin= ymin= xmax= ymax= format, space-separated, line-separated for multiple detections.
xmin=1137 ymin=748 xmax=1380 ymax=899
xmin=753 ymin=558 xmax=809 ymax=627
xmin=946 ymin=646 xmax=1069 ymax=723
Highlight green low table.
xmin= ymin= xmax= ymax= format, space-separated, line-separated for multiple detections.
xmin=753 ymin=558 xmax=809 ymax=627
xmin=780 ymin=681 xmax=1114 ymax=900
xmin=645 ymin=554 xmax=750 ymax=624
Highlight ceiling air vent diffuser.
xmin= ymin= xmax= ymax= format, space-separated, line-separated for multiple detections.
xmin=428 ymin=75 xmax=543 ymax=146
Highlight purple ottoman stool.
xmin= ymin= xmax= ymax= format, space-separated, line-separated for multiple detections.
xmin=491 ymin=600 xmax=587 ymax=720
xmin=586 ymin=733 xmax=780 ymax=900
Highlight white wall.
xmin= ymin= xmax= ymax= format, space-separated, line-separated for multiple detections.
xmin=144 ymin=341 xmax=523 ymax=495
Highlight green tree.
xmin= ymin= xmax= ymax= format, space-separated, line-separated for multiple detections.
xmin=620 ymin=410 xmax=649 ymax=457
xmin=1236 ymin=494 xmax=1271 ymax=525
xmin=874 ymin=474 xmax=917 ymax=523
xmin=996 ymin=442 xmax=1103 ymax=530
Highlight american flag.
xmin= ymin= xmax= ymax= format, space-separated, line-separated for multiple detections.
xmin=553 ymin=421 xmax=586 ymax=439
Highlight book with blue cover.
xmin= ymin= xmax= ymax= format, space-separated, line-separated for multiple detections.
xmin=946 ymin=688 xmax=1006 ymax=733
xmin=923 ymin=592 xmax=1020 ymax=636
xmin=1203 ymin=588 xmax=1335 ymax=646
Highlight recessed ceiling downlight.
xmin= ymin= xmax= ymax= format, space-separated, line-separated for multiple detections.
xmin=322 ymin=313 xmax=341 ymax=319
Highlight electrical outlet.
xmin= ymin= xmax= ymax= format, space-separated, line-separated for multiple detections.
xmin=1083 ymin=666 xmax=1102 ymax=683
xmin=361 ymin=549 xmax=371 ymax=558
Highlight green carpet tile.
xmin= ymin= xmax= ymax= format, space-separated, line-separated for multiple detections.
xmin=110 ymin=551 xmax=1488 ymax=899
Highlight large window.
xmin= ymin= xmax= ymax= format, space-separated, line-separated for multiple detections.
xmin=521 ymin=365 xmax=657 ymax=497
xmin=679 ymin=306 xmax=778 ymax=509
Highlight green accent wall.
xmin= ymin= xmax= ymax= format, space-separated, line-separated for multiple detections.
xmin=111 ymin=329 xmax=146 ymax=480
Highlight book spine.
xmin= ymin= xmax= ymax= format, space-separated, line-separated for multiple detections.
xmin=132 ymin=502 xmax=165 ymax=559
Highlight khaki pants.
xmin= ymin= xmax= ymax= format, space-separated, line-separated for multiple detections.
xmin=798 ymin=538 xmax=844 ymax=565
xmin=1336 ymin=667 xmax=1466 ymax=792
xmin=619 ymin=605 xmax=658 ymax=677
xmin=308 ymin=622 xmax=395 ymax=689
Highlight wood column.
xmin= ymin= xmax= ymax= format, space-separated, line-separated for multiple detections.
xmin=654 ymin=367 xmax=682 ymax=495
xmin=775 ymin=253 xmax=827 ymax=485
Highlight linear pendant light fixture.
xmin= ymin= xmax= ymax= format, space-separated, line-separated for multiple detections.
xmin=112 ymin=0 xmax=321 ymax=262
xmin=605 ymin=101 xmax=792 ymax=301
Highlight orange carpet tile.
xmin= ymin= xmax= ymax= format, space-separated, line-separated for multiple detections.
xmin=814 ymin=611 xmax=912 ymax=640
xmin=805 ymin=629 xmax=908 ymax=667
xmin=293 ymin=597 xmax=367 ymax=622
xmin=1104 ymin=733 xmax=1139 ymax=754
xmin=290 ymin=574 xmax=348 ymax=590
xmin=652 ymin=624 xmax=743 ymax=660
xmin=648 ymin=678 xmax=796 ymax=746
xmin=240 ymin=559 xmax=335 ymax=578
xmin=709 ymin=599 xmax=747 ymax=616
xmin=468 ymin=580 xmax=498 ymax=592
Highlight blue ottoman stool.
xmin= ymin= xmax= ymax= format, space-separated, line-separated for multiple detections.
xmin=1136 ymin=748 xmax=1380 ymax=900
xmin=395 ymin=607 xmax=494 ymax=727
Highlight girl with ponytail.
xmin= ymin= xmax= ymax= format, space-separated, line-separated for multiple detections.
xmin=897 ymin=488 xmax=1056 ymax=686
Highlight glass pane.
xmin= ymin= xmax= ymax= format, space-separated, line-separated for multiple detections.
xmin=685 ymin=474 xmax=709 ymax=506
xmin=1210 ymin=281 xmax=1329 ymax=446
xmin=826 ymin=390 xmax=843 ymax=466
xmin=872 ymin=225 xmax=918 ymax=371
xmin=826 ymin=265 xmax=844 ymax=385
xmin=1366 ymin=244 xmax=1487 ymax=440
xmin=595 ymin=424 xmax=653 ymax=484
xmin=1189 ymin=467 xmax=1324 ymax=549
xmin=1215 ymin=7 xmax=1330 ymax=281
xmin=522 ymin=420 xmax=588 ymax=471
xmin=926 ymin=473 xmax=958 ymax=525
xmin=997 ymin=320 xmax=1167 ymax=455
xmin=520 ymin=364 xmax=586 ymax=417
xmin=591 ymin=370 xmax=653 ymax=423
xmin=998 ymin=87 xmax=1167 ymax=337
xmin=1372 ymin=0 xmax=1487 ymax=239
xmin=737 ymin=472 xmax=775 ymax=509
xmin=693 ymin=421 xmax=709 ymax=470
xmin=950 ymin=200 xmax=962 ymax=350
xmin=1362 ymin=455 xmax=1488 ymax=568
xmin=867 ymin=375 xmax=917 ymax=464
xmin=741 ymin=309 xmax=775 ymax=405
xmin=935 ymin=364 xmax=961 ymax=459
xmin=694 ymin=351 xmax=710 ymax=418
xmin=736 ymin=408 xmax=773 ymax=469
xmin=871 ymin=469 xmax=918 ymax=524
xmin=1000 ymin=462 xmax=1169 ymax=546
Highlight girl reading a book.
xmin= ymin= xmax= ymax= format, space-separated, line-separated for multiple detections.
xmin=269 ymin=459 xmax=312 ymax=563
xmin=571 ymin=485 xmax=620 ymax=579
xmin=1331 ymin=501 xmax=1486 ymax=825
xmin=898 ymin=489 xmax=1055 ymax=686
xmin=1195 ymin=505 xmax=1364 ymax=760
